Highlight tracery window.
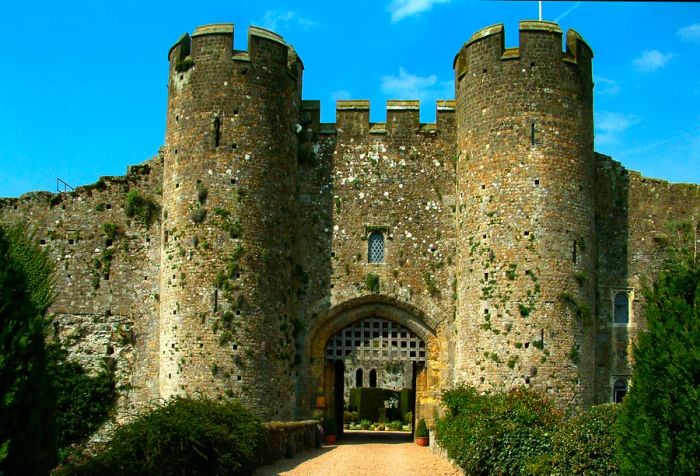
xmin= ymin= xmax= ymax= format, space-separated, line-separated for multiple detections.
xmin=368 ymin=231 xmax=385 ymax=263
xmin=356 ymin=368 xmax=363 ymax=387
xmin=369 ymin=369 xmax=377 ymax=388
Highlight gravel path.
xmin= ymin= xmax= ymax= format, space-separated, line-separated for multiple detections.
xmin=254 ymin=431 xmax=463 ymax=476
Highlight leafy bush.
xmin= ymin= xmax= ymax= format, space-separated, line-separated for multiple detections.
xmin=366 ymin=272 xmax=380 ymax=293
xmin=102 ymin=223 xmax=119 ymax=240
xmin=175 ymin=56 xmax=194 ymax=72
xmin=435 ymin=385 xmax=561 ymax=476
xmin=388 ymin=420 xmax=403 ymax=431
xmin=616 ymin=222 xmax=700 ymax=475
xmin=322 ymin=417 xmax=337 ymax=435
xmin=189 ymin=206 xmax=207 ymax=225
xmin=0 ymin=224 xmax=56 ymax=474
xmin=124 ymin=189 xmax=158 ymax=227
xmin=359 ymin=419 xmax=371 ymax=430
xmin=536 ymin=404 xmax=620 ymax=475
xmin=48 ymin=344 xmax=116 ymax=454
xmin=404 ymin=411 xmax=413 ymax=424
xmin=415 ymin=418 xmax=429 ymax=438
xmin=59 ymin=397 xmax=263 ymax=476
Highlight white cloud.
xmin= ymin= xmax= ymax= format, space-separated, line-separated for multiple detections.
xmin=678 ymin=23 xmax=700 ymax=42
xmin=380 ymin=67 xmax=452 ymax=102
xmin=388 ymin=0 xmax=451 ymax=23
xmin=261 ymin=10 xmax=316 ymax=32
xmin=594 ymin=76 xmax=620 ymax=97
xmin=595 ymin=111 xmax=639 ymax=147
xmin=633 ymin=50 xmax=675 ymax=73
xmin=331 ymin=90 xmax=352 ymax=102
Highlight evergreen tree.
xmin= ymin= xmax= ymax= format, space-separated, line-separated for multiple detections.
xmin=616 ymin=222 xmax=700 ymax=475
xmin=0 ymin=224 xmax=56 ymax=475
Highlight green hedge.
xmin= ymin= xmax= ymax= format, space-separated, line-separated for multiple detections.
xmin=59 ymin=397 xmax=263 ymax=476
xmin=350 ymin=387 xmax=386 ymax=421
xmin=542 ymin=404 xmax=620 ymax=475
xmin=436 ymin=386 xmax=622 ymax=476
xmin=436 ymin=386 xmax=561 ymax=476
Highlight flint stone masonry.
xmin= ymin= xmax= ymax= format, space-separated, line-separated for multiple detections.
xmin=1 ymin=20 xmax=699 ymax=432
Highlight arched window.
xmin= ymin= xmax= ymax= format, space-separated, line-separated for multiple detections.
xmin=614 ymin=292 xmax=629 ymax=324
xmin=368 ymin=232 xmax=384 ymax=263
xmin=356 ymin=368 xmax=363 ymax=387
xmin=613 ymin=378 xmax=628 ymax=403
xmin=369 ymin=369 xmax=377 ymax=388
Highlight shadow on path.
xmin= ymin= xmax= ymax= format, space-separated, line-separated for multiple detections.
xmin=338 ymin=430 xmax=412 ymax=445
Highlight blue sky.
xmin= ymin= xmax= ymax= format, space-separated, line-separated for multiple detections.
xmin=1 ymin=1 xmax=699 ymax=197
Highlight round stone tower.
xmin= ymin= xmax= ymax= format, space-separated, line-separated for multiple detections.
xmin=160 ymin=24 xmax=302 ymax=419
xmin=453 ymin=21 xmax=595 ymax=406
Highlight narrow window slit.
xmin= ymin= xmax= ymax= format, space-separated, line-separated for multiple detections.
xmin=213 ymin=117 xmax=221 ymax=147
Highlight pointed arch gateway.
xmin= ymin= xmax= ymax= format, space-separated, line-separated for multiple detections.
xmin=306 ymin=295 xmax=439 ymax=430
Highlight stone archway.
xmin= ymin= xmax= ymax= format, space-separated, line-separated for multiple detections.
xmin=304 ymin=295 xmax=439 ymax=425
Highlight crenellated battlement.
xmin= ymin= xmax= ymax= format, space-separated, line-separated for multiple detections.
xmin=167 ymin=23 xmax=302 ymax=77
xmin=308 ymin=100 xmax=455 ymax=137
xmin=454 ymin=20 xmax=592 ymax=79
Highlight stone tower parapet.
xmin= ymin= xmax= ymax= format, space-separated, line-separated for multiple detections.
xmin=453 ymin=21 xmax=596 ymax=406
xmin=160 ymin=23 xmax=302 ymax=418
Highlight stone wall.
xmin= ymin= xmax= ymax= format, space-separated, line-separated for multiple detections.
xmin=1 ymin=20 xmax=699 ymax=432
xmin=259 ymin=421 xmax=320 ymax=465
xmin=0 ymin=157 xmax=164 ymax=423
xmin=294 ymin=99 xmax=457 ymax=419
xmin=594 ymin=153 xmax=700 ymax=402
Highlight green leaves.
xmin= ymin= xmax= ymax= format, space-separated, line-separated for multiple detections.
xmin=61 ymin=397 xmax=264 ymax=475
xmin=616 ymin=222 xmax=700 ymax=475
xmin=435 ymin=386 xmax=561 ymax=476
xmin=0 ymin=224 xmax=56 ymax=474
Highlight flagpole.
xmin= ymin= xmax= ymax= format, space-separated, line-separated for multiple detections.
xmin=539 ymin=1 xmax=542 ymax=21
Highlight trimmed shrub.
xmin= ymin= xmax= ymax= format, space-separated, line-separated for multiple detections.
xmin=350 ymin=387 xmax=390 ymax=422
xmin=323 ymin=417 xmax=337 ymax=435
xmin=537 ymin=404 xmax=620 ymax=475
xmin=415 ymin=418 xmax=428 ymax=438
xmin=435 ymin=385 xmax=561 ymax=476
xmin=59 ymin=397 xmax=263 ymax=476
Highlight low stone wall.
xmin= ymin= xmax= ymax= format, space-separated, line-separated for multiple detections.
xmin=259 ymin=420 xmax=321 ymax=465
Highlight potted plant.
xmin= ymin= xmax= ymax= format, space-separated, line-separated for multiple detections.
xmin=323 ymin=416 xmax=337 ymax=444
xmin=415 ymin=418 xmax=429 ymax=446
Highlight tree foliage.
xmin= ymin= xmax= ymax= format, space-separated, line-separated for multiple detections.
xmin=48 ymin=344 xmax=116 ymax=454
xmin=435 ymin=385 xmax=562 ymax=476
xmin=543 ymin=404 xmax=621 ymax=475
xmin=0 ymin=223 xmax=116 ymax=474
xmin=60 ymin=397 xmax=264 ymax=476
xmin=616 ymin=221 xmax=700 ymax=475
xmin=0 ymin=224 xmax=56 ymax=474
